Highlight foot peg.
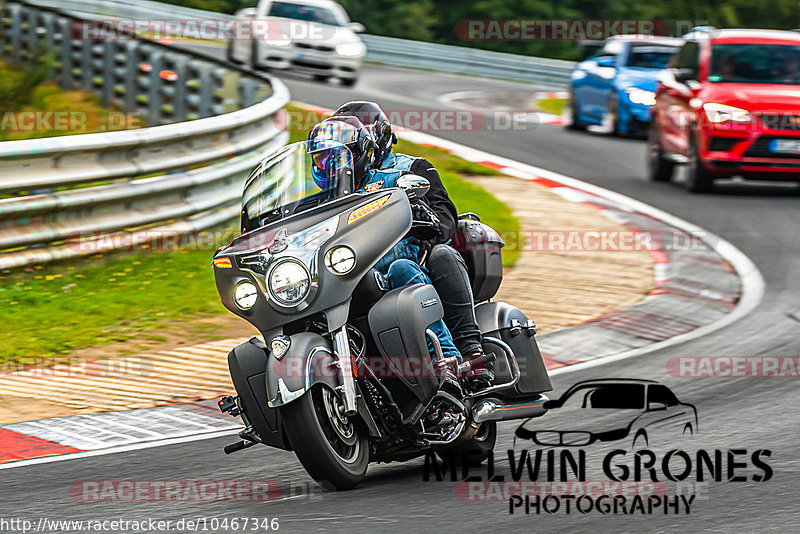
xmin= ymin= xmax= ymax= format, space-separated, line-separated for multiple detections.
xmin=224 ymin=439 xmax=256 ymax=455
xmin=223 ymin=424 xmax=262 ymax=455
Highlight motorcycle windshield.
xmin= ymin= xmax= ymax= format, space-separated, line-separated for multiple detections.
xmin=242 ymin=140 xmax=354 ymax=229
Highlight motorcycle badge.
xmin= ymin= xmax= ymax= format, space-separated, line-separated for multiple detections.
xmin=364 ymin=180 xmax=384 ymax=193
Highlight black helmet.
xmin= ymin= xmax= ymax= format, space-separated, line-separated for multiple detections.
xmin=333 ymin=101 xmax=395 ymax=167
xmin=308 ymin=115 xmax=376 ymax=188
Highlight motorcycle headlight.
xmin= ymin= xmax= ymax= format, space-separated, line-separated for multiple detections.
xmin=268 ymin=260 xmax=310 ymax=305
xmin=325 ymin=246 xmax=356 ymax=275
xmin=233 ymin=280 xmax=259 ymax=310
xmin=703 ymin=103 xmax=751 ymax=123
xmin=627 ymin=88 xmax=656 ymax=106
xmin=335 ymin=42 xmax=364 ymax=57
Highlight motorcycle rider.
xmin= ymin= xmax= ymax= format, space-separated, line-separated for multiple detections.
xmin=332 ymin=101 xmax=495 ymax=389
xmin=307 ymin=116 xmax=464 ymax=379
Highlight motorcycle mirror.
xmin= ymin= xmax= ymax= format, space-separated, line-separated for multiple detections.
xmin=397 ymin=174 xmax=430 ymax=199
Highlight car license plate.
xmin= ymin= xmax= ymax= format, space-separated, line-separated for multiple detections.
xmin=769 ymin=139 xmax=800 ymax=154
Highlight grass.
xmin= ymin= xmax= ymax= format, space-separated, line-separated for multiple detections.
xmin=0 ymin=106 xmax=521 ymax=364
xmin=538 ymin=97 xmax=568 ymax=116
xmin=0 ymin=60 xmax=142 ymax=143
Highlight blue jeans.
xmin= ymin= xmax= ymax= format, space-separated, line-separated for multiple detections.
xmin=385 ymin=259 xmax=461 ymax=361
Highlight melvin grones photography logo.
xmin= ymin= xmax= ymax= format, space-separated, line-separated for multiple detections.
xmin=423 ymin=378 xmax=773 ymax=516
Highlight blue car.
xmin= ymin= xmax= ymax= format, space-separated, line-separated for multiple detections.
xmin=567 ymin=35 xmax=682 ymax=135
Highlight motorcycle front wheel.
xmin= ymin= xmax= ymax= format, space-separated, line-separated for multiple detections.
xmin=281 ymin=384 xmax=368 ymax=490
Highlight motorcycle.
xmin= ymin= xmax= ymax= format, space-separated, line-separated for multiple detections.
xmin=212 ymin=140 xmax=552 ymax=490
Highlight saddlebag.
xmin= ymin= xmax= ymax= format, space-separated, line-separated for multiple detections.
xmin=367 ymin=283 xmax=444 ymax=424
xmin=452 ymin=217 xmax=504 ymax=302
xmin=476 ymin=302 xmax=553 ymax=395
xmin=228 ymin=338 xmax=291 ymax=451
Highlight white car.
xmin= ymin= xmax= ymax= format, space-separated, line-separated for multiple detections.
xmin=228 ymin=0 xmax=366 ymax=86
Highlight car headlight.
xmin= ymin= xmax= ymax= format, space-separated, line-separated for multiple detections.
xmin=325 ymin=246 xmax=356 ymax=275
xmin=233 ymin=280 xmax=258 ymax=310
xmin=268 ymin=260 xmax=310 ymax=305
xmin=335 ymin=42 xmax=364 ymax=57
xmin=627 ymin=88 xmax=656 ymax=106
xmin=703 ymin=103 xmax=751 ymax=123
xmin=265 ymin=34 xmax=291 ymax=47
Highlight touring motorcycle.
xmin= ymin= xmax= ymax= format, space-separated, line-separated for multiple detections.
xmin=212 ymin=140 xmax=552 ymax=490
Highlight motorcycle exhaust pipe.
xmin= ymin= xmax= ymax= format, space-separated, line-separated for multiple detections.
xmin=472 ymin=395 xmax=549 ymax=424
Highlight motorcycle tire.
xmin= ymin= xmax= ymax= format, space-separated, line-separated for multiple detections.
xmin=281 ymin=384 xmax=369 ymax=491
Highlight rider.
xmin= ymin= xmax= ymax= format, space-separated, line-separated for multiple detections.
xmin=332 ymin=101 xmax=494 ymax=388
xmin=308 ymin=116 xmax=464 ymax=379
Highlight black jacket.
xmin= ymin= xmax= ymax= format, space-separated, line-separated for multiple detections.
xmin=408 ymin=157 xmax=458 ymax=246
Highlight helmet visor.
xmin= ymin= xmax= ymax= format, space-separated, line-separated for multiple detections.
xmin=309 ymin=120 xmax=359 ymax=154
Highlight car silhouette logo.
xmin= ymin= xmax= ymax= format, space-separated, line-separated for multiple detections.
xmin=515 ymin=379 xmax=698 ymax=448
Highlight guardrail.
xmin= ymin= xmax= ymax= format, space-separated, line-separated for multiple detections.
xmin=0 ymin=1 xmax=290 ymax=270
xmin=361 ymin=35 xmax=574 ymax=88
xmin=24 ymin=0 xmax=575 ymax=88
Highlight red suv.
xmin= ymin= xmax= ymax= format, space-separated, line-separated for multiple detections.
xmin=648 ymin=29 xmax=800 ymax=192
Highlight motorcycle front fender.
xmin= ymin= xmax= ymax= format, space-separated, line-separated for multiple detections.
xmin=266 ymin=332 xmax=339 ymax=408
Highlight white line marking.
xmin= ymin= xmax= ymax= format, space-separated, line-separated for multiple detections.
xmin=0 ymin=429 xmax=239 ymax=470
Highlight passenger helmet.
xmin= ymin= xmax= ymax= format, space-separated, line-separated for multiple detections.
xmin=333 ymin=101 xmax=395 ymax=167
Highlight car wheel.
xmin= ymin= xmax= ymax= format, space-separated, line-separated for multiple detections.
xmin=682 ymin=424 xmax=694 ymax=438
xmin=685 ymin=133 xmax=715 ymax=193
xmin=601 ymin=95 xmax=620 ymax=135
xmin=226 ymin=41 xmax=240 ymax=64
xmin=250 ymin=41 xmax=264 ymax=71
xmin=633 ymin=430 xmax=648 ymax=449
xmin=314 ymin=74 xmax=332 ymax=83
xmin=566 ymin=92 xmax=586 ymax=131
xmin=647 ymin=119 xmax=675 ymax=182
xmin=340 ymin=77 xmax=358 ymax=88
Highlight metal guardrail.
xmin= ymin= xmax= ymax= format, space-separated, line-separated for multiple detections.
xmin=24 ymin=0 xmax=575 ymax=88
xmin=361 ymin=35 xmax=574 ymax=89
xmin=0 ymin=1 xmax=290 ymax=270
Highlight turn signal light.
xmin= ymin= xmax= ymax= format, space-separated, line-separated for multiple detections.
xmin=213 ymin=257 xmax=233 ymax=269
xmin=348 ymin=195 xmax=389 ymax=224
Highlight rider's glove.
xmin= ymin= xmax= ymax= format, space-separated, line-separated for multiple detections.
xmin=410 ymin=201 xmax=442 ymax=241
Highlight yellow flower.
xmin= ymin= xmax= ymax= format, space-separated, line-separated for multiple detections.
xmin=108 ymin=278 xmax=117 ymax=282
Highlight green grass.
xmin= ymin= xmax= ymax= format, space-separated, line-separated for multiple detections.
xmin=538 ymin=97 xmax=567 ymax=116
xmin=0 ymin=60 xmax=143 ymax=143
xmin=0 ymin=244 xmax=230 ymax=365
xmin=0 ymin=107 xmax=521 ymax=364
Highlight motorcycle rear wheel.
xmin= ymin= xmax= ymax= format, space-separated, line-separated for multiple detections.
xmin=437 ymin=421 xmax=497 ymax=467
xmin=281 ymin=384 xmax=368 ymax=490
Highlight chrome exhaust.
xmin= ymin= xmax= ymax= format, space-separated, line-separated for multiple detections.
xmin=472 ymin=395 xmax=549 ymax=424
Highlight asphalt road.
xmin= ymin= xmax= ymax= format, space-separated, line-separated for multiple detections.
xmin=2 ymin=64 xmax=799 ymax=533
